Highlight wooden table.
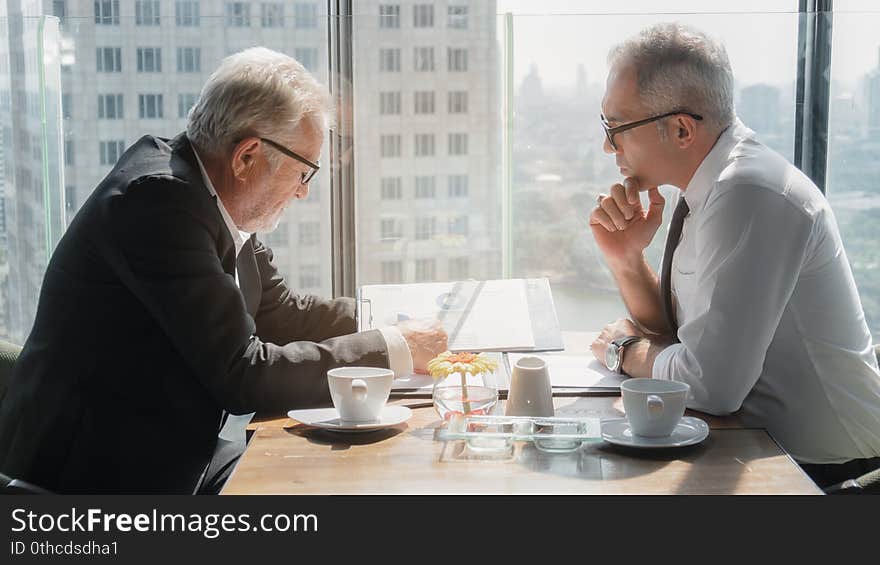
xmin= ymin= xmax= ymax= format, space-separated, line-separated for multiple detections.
xmin=222 ymin=396 xmax=822 ymax=495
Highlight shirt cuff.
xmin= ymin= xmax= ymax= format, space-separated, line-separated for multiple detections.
xmin=651 ymin=342 xmax=684 ymax=381
xmin=378 ymin=326 xmax=414 ymax=378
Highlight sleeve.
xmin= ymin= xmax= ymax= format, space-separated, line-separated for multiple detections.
xmin=109 ymin=177 xmax=390 ymax=415
xmin=250 ymin=236 xmax=361 ymax=344
xmin=378 ymin=326 xmax=414 ymax=378
xmin=651 ymin=184 xmax=814 ymax=415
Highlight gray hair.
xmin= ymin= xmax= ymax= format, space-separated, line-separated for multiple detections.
xmin=608 ymin=22 xmax=734 ymax=134
xmin=186 ymin=47 xmax=333 ymax=166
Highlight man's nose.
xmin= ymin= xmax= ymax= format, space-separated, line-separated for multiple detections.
xmin=603 ymin=135 xmax=617 ymax=155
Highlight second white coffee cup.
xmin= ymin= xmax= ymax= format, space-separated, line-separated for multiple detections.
xmin=327 ymin=366 xmax=394 ymax=423
xmin=620 ymin=378 xmax=690 ymax=437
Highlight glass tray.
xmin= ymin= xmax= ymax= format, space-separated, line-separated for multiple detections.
xmin=436 ymin=414 xmax=602 ymax=453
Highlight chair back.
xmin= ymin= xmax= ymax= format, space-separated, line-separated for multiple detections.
xmin=0 ymin=340 xmax=22 ymax=405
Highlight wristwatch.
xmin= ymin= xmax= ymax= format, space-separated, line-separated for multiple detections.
xmin=605 ymin=336 xmax=642 ymax=374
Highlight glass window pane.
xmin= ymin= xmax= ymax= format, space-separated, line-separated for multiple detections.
xmin=827 ymin=4 xmax=880 ymax=341
xmin=500 ymin=5 xmax=798 ymax=330
xmin=0 ymin=8 xmax=334 ymax=343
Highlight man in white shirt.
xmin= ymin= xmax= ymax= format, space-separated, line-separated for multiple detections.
xmin=588 ymin=22 xmax=880 ymax=488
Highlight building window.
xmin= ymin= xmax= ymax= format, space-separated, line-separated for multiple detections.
xmin=261 ymin=3 xmax=284 ymax=28
xmin=448 ymin=174 xmax=469 ymax=198
xmin=414 ymin=47 xmax=434 ymax=72
xmin=381 ymin=218 xmax=402 ymax=241
xmin=176 ymin=1 xmax=200 ymax=26
xmin=94 ymin=0 xmax=120 ymax=25
xmin=264 ymin=223 xmax=288 ymax=248
xmin=96 ymin=47 xmax=122 ymax=72
xmin=413 ymin=4 xmax=434 ymax=28
xmin=448 ymin=133 xmax=468 ymax=156
xmin=178 ymin=93 xmax=199 ymax=118
xmin=299 ymin=221 xmax=320 ymax=245
xmin=294 ymin=48 xmax=318 ymax=71
xmin=448 ymin=91 xmax=468 ymax=114
xmin=226 ymin=2 xmax=251 ymax=27
xmin=61 ymin=93 xmax=72 ymax=119
xmin=379 ymin=5 xmax=400 ymax=29
xmin=415 ymin=176 xmax=435 ymax=199
xmin=137 ymin=48 xmax=162 ymax=72
xmin=448 ymin=5 xmax=468 ymax=29
xmin=64 ymin=140 xmax=74 ymax=166
xmin=53 ymin=0 xmax=67 ymax=18
xmin=293 ymin=3 xmax=318 ymax=28
xmin=379 ymin=48 xmax=400 ymax=72
xmin=414 ymin=217 xmax=436 ymax=241
xmin=448 ymin=215 xmax=469 ymax=236
xmin=299 ymin=265 xmax=320 ymax=289
xmin=136 ymin=1 xmax=161 ymax=26
xmin=414 ymin=91 xmax=435 ymax=114
xmin=380 ymin=134 xmax=401 ymax=158
xmin=176 ymin=47 xmax=201 ymax=72
xmin=139 ymin=94 xmax=164 ymax=119
xmin=449 ymin=257 xmax=469 ymax=279
xmin=381 ymin=261 xmax=403 ymax=283
xmin=415 ymin=134 xmax=435 ymax=157
xmin=448 ymin=48 xmax=468 ymax=72
xmin=415 ymin=259 xmax=436 ymax=282
xmin=379 ymin=92 xmax=401 ymax=115
xmin=381 ymin=177 xmax=402 ymax=200
xmin=98 ymin=94 xmax=124 ymax=119
xmin=100 ymin=140 xmax=125 ymax=166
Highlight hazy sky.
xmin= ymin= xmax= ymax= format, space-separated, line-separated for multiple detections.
xmin=495 ymin=0 xmax=880 ymax=91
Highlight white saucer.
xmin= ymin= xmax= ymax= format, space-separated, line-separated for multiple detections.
xmin=601 ymin=416 xmax=709 ymax=448
xmin=287 ymin=405 xmax=412 ymax=433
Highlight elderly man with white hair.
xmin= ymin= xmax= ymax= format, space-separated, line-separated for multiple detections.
xmin=0 ymin=48 xmax=446 ymax=494
xmin=588 ymin=23 xmax=880 ymax=489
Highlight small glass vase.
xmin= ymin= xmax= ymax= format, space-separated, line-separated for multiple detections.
xmin=432 ymin=371 xmax=498 ymax=421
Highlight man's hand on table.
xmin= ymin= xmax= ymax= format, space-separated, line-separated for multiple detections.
xmin=396 ymin=318 xmax=448 ymax=374
xmin=591 ymin=318 xmax=672 ymax=379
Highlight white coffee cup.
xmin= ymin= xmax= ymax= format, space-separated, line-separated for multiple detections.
xmin=505 ymin=356 xmax=554 ymax=417
xmin=620 ymin=378 xmax=690 ymax=437
xmin=327 ymin=367 xmax=394 ymax=423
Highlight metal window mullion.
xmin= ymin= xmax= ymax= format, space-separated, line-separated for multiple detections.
xmin=328 ymin=0 xmax=357 ymax=298
xmin=794 ymin=0 xmax=833 ymax=193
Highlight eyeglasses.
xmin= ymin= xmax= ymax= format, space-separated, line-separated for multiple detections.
xmin=600 ymin=110 xmax=704 ymax=151
xmin=259 ymin=137 xmax=320 ymax=185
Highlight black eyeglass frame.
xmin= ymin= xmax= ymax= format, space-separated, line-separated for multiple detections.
xmin=600 ymin=110 xmax=704 ymax=151
xmin=259 ymin=137 xmax=321 ymax=185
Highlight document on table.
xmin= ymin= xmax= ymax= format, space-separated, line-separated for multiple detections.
xmin=391 ymin=352 xmax=509 ymax=392
xmin=357 ymin=278 xmax=563 ymax=353
xmin=506 ymin=352 xmax=625 ymax=389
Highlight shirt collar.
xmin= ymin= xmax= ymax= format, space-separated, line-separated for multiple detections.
xmin=191 ymin=145 xmax=251 ymax=258
xmin=682 ymin=117 xmax=755 ymax=214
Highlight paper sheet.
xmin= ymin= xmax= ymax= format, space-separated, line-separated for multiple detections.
xmin=506 ymin=353 xmax=625 ymax=389
xmin=360 ymin=279 xmax=537 ymax=352
xmin=392 ymin=352 xmax=508 ymax=392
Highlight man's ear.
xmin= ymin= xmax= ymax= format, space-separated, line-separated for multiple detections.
xmin=231 ymin=137 xmax=262 ymax=180
xmin=673 ymin=115 xmax=698 ymax=149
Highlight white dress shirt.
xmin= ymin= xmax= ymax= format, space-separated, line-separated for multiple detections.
xmin=652 ymin=118 xmax=880 ymax=464
xmin=190 ymin=148 xmax=413 ymax=437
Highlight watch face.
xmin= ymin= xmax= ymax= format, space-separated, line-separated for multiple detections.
xmin=605 ymin=345 xmax=620 ymax=371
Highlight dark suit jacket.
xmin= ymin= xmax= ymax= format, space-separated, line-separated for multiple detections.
xmin=0 ymin=134 xmax=389 ymax=493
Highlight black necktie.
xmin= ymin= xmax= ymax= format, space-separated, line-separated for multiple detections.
xmin=660 ymin=197 xmax=690 ymax=341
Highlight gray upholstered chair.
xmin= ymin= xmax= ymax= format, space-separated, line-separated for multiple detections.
xmin=0 ymin=339 xmax=23 ymax=405
xmin=823 ymin=344 xmax=880 ymax=494
xmin=0 ymin=340 xmax=49 ymax=494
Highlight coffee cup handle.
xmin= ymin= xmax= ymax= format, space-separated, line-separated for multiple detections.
xmin=647 ymin=395 xmax=664 ymax=419
xmin=351 ymin=379 xmax=368 ymax=402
